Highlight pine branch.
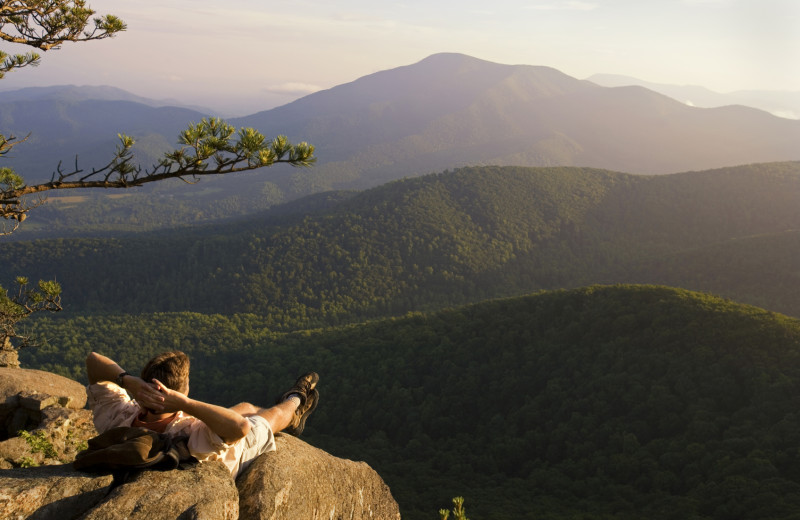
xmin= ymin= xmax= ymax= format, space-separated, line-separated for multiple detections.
xmin=0 ymin=118 xmax=316 ymax=223
xmin=0 ymin=276 xmax=61 ymax=349
xmin=0 ymin=0 xmax=125 ymax=76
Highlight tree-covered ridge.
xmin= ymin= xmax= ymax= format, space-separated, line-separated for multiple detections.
xmin=21 ymin=285 xmax=800 ymax=519
xmin=2 ymin=162 xmax=800 ymax=327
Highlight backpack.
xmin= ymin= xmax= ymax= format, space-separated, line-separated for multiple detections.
xmin=73 ymin=426 xmax=198 ymax=488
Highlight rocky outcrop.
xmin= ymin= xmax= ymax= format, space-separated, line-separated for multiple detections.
xmin=0 ymin=435 xmax=400 ymax=519
xmin=0 ymin=367 xmax=88 ymax=438
xmin=81 ymin=461 xmax=238 ymax=520
xmin=0 ymin=461 xmax=236 ymax=520
xmin=0 ymin=368 xmax=401 ymax=518
xmin=0 ymin=464 xmax=112 ymax=520
xmin=0 ymin=368 xmax=97 ymax=468
xmin=0 ymin=338 xmax=20 ymax=368
xmin=238 ymin=434 xmax=401 ymax=519
xmin=0 ymin=368 xmax=86 ymax=410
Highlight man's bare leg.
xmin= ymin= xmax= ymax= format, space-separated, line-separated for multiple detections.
xmin=229 ymin=372 xmax=319 ymax=436
xmin=229 ymin=401 xmax=296 ymax=433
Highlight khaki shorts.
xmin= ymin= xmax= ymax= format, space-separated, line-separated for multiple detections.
xmin=236 ymin=415 xmax=276 ymax=477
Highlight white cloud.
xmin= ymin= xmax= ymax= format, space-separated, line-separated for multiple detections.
xmin=770 ymin=110 xmax=799 ymax=120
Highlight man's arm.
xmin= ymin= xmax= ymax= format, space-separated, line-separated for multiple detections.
xmin=86 ymin=352 xmax=165 ymax=411
xmin=152 ymin=378 xmax=251 ymax=443
xmin=86 ymin=351 xmax=127 ymax=384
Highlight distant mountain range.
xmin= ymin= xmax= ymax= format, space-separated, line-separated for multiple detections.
xmin=235 ymin=53 xmax=800 ymax=184
xmin=588 ymin=73 xmax=800 ymax=120
xmin=0 ymin=84 xmax=212 ymax=112
xmin=2 ymin=53 xmax=799 ymax=236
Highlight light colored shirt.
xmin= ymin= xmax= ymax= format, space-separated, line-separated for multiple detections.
xmin=86 ymin=381 xmax=250 ymax=476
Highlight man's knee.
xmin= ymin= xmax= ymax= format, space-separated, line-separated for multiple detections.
xmin=230 ymin=402 xmax=258 ymax=415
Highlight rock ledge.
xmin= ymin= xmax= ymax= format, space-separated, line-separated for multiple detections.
xmin=0 ymin=434 xmax=400 ymax=519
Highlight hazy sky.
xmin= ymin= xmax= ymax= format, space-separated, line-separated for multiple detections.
xmin=1 ymin=0 xmax=798 ymax=115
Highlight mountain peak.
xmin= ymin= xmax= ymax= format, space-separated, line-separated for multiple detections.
xmin=415 ymin=52 xmax=499 ymax=68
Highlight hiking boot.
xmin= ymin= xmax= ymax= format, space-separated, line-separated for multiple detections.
xmin=285 ymin=388 xmax=319 ymax=436
xmin=276 ymin=372 xmax=319 ymax=406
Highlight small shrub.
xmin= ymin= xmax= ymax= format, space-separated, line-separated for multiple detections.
xmin=18 ymin=456 xmax=38 ymax=468
xmin=439 ymin=496 xmax=469 ymax=520
xmin=18 ymin=430 xmax=58 ymax=459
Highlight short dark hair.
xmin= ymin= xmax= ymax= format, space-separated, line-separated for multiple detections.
xmin=141 ymin=351 xmax=190 ymax=393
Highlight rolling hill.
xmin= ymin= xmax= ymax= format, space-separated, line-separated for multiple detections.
xmin=2 ymin=162 xmax=800 ymax=326
xmin=21 ymin=285 xmax=800 ymax=519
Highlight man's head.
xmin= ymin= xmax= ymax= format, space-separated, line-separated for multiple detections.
xmin=141 ymin=351 xmax=190 ymax=394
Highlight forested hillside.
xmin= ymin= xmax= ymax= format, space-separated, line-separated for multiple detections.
xmin=21 ymin=285 xmax=800 ymax=519
xmin=3 ymin=163 xmax=800 ymax=327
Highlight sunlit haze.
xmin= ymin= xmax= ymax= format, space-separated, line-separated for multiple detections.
xmin=1 ymin=0 xmax=798 ymax=116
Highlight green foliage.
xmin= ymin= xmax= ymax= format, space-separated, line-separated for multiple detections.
xmin=18 ymin=430 xmax=58 ymax=459
xmin=0 ymin=51 xmax=41 ymax=78
xmin=66 ymin=429 xmax=88 ymax=453
xmin=1 ymin=276 xmax=61 ymax=349
xmin=18 ymin=456 xmax=38 ymax=468
xmin=439 ymin=497 xmax=469 ymax=520
xmin=0 ymin=167 xmax=24 ymax=190
xmin=162 ymin=117 xmax=314 ymax=172
xmin=0 ymin=0 xmax=125 ymax=78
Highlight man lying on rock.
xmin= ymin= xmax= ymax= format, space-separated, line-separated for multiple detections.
xmin=85 ymin=351 xmax=319 ymax=478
